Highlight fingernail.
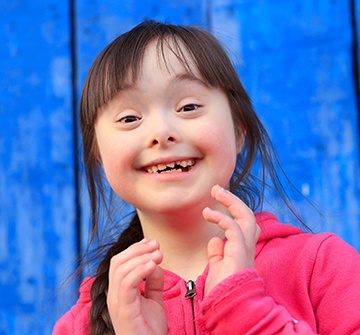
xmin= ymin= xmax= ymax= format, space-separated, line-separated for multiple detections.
xmin=151 ymin=249 xmax=160 ymax=256
xmin=218 ymin=185 xmax=226 ymax=192
xmin=146 ymin=260 xmax=155 ymax=267
xmin=149 ymin=239 xmax=157 ymax=246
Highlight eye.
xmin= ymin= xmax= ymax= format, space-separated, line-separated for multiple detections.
xmin=118 ymin=115 xmax=141 ymax=123
xmin=179 ymin=104 xmax=200 ymax=112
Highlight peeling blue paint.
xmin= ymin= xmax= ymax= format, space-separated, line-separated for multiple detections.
xmin=1 ymin=1 xmax=359 ymax=334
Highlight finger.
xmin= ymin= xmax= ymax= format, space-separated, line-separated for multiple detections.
xmin=110 ymin=248 xmax=163 ymax=286
xmin=203 ymin=203 xmax=259 ymax=267
xmin=108 ymin=240 xmax=163 ymax=307
xmin=211 ymin=185 xmax=260 ymax=241
xmin=108 ymin=248 xmax=163 ymax=309
xmin=120 ymin=259 xmax=159 ymax=289
xmin=207 ymin=236 xmax=224 ymax=265
xmin=203 ymin=206 xmax=245 ymax=244
xmin=204 ymin=208 xmax=254 ymax=271
xmin=109 ymin=240 xmax=160 ymax=279
xmin=107 ymin=259 xmax=159 ymax=309
xmin=112 ymin=239 xmax=160 ymax=269
xmin=144 ymin=266 xmax=164 ymax=304
xmin=211 ymin=185 xmax=253 ymax=222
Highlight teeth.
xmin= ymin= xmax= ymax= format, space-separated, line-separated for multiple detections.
xmin=146 ymin=159 xmax=195 ymax=173
xmin=158 ymin=164 xmax=167 ymax=170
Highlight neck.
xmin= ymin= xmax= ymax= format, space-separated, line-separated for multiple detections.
xmin=137 ymin=206 xmax=225 ymax=280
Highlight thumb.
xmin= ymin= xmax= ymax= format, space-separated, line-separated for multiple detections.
xmin=144 ymin=266 xmax=164 ymax=305
xmin=207 ymin=236 xmax=225 ymax=265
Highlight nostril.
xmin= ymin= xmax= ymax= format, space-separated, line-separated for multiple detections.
xmin=151 ymin=136 xmax=175 ymax=146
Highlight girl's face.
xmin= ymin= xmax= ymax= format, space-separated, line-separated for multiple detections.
xmin=95 ymin=40 xmax=243 ymax=217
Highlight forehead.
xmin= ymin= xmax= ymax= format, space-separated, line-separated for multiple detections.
xmin=126 ymin=38 xmax=201 ymax=87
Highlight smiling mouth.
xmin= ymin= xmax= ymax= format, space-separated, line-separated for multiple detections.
xmin=145 ymin=159 xmax=196 ymax=174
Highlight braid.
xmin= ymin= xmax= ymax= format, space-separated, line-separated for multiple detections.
xmin=89 ymin=215 xmax=143 ymax=335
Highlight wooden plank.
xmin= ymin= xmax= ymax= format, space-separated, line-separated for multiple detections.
xmin=75 ymin=0 xmax=209 ymax=88
xmin=211 ymin=0 xmax=360 ymax=250
xmin=1 ymin=0 xmax=358 ymax=333
xmin=356 ymin=0 xmax=360 ymax=82
xmin=0 ymin=1 xmax=78 ymax=334
xmin=354 ymin=0 xmax=360 ymax=114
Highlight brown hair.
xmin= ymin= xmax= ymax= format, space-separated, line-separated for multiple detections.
xmin=80 ymin=20 xmax=305 ymax=334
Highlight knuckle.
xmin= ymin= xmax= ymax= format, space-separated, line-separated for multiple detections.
xmin=110 ymin=253 xmax=123 ymax=268
xmin=118 ymin=279 xmax=132 ymax=291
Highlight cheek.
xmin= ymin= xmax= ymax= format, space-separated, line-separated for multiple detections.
xmin=197 ymin=118 xmax=238 ymax=154
xmin=96 ymin=137 xmax=133 ymax=188
xmin=196 ymin=122 xmax=238 ymax=171
xmin=100 ymin=148 xmax=136 ymax=203
xmin=104 ymin=144 xmax=131 ymax=169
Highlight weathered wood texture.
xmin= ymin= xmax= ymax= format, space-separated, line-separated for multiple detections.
xmin=0 ymin=0 xmax=359 ymax=334
xmin=0 ymin=1 xmax=78 ymax=334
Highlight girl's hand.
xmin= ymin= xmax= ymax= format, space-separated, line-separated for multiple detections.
xmin=107 ymin=239 xmax=167 ymax=335
xmin=203 ymin=185 xmax=261 ymax=295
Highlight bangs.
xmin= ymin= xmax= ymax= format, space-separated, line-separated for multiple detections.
xmin=80 ymin=21 xmax=240 ymax=126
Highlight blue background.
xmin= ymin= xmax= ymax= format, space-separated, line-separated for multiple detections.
xmin=1 ymin=0 xmax=360 ymax=334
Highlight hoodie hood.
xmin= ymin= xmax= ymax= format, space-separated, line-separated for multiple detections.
xmin=254 ymin=211 xmax=305 ymax=258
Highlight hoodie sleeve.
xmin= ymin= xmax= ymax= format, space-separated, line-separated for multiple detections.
xmin=198 ymin=233 xmax=360 ymax=335
xmin=198 ymin=269 xmax=317 ymax=334
xmin=308 ymin=234 xmax=360 ymax=335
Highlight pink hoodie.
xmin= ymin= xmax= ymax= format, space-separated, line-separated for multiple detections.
xmin=53 ymin=212 xmax=360 ymax=334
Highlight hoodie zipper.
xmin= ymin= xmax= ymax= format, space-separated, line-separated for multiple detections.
xmin=185 ymin=280 xmax=197 ymax=334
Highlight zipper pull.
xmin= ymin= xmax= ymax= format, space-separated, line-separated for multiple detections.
xmin=185 ymin=280 xmax=196 ymax=299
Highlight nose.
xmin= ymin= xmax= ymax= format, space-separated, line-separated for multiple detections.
xmin=147 ymin=113 xmax=178 ymax=148
xmin=151 ymin=136 xmax=175 ymax=146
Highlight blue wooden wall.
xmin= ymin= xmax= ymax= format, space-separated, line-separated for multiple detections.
xmin=0 ymin=0 xmax=359 ymax=334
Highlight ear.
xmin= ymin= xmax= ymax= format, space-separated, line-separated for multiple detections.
xmin=235 ymin=127 xmax=246 ymax=154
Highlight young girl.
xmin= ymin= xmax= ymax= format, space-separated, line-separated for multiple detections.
xmin=53 ymin=20 xmax=360 ymax=334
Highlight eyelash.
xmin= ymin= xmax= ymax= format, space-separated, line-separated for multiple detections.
xmin=119 ymin=115 xmax=141 ymax=123
xmin=118 ymin=103 xmax=200 ymax=123
xmin=179 ymin=104 xmax=200 ymax=112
